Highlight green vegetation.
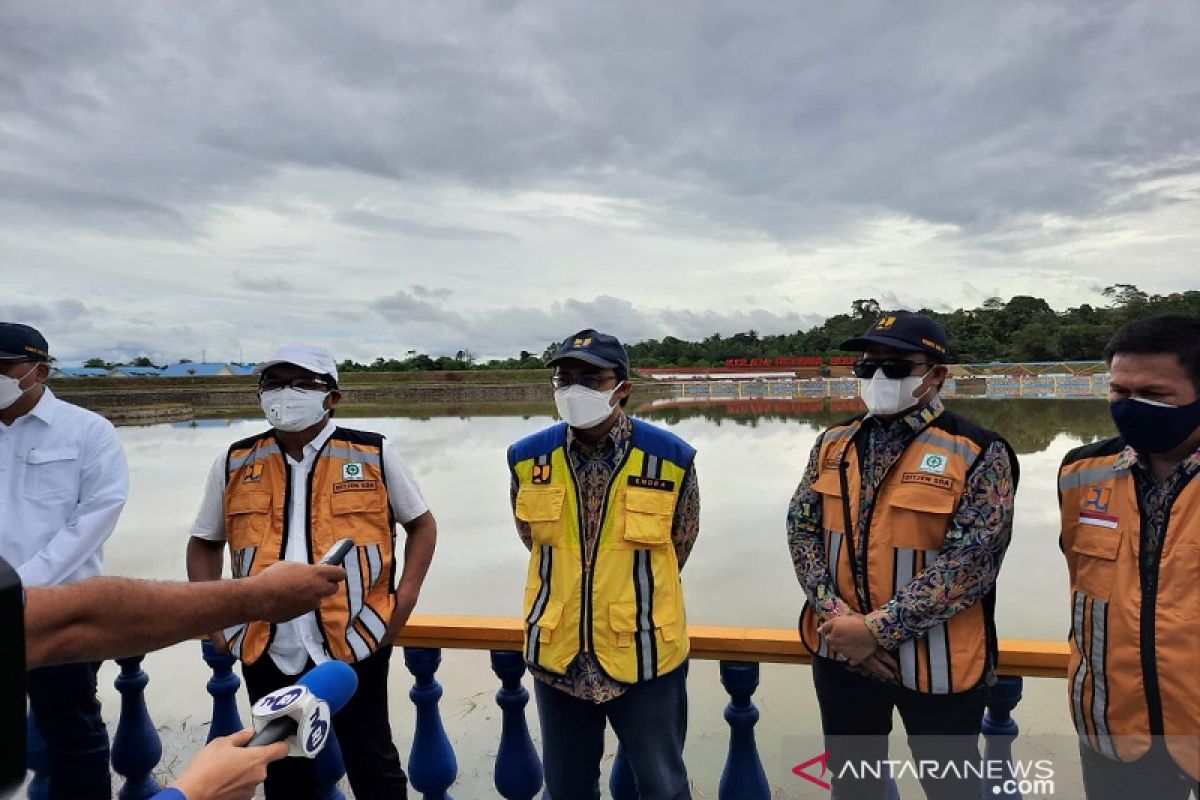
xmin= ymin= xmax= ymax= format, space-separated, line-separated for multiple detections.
xmin=625 ymin=285 xmax=1200 ymax=366
xmin=77 ymin=284 xmax=1198 ymax=372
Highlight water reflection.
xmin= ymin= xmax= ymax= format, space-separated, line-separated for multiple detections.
xmin=108 ymin=397 xmax=1113 ymax=646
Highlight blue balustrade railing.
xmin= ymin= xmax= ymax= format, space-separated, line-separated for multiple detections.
xmin=111 ymin=655 xmax=162 ymax=800
xmin=24 ymin=643 xmax=1032 ymax=798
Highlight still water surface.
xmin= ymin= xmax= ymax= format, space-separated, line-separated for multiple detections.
xmin=97 ymin=397 xmax=1113 ymax=796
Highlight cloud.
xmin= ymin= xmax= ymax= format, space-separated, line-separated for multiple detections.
xmin=0 ymin=1 xmax=1196 ymax=363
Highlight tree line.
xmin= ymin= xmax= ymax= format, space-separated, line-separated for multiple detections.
xmin=78 ymin=285 xmax=1199 ymax=372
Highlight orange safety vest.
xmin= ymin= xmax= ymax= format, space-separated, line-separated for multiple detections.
xmin=222 ymin=428 xmax=396 ymax=665
xmin=1060 ymin=438 xmax=1200 ymax=779
xmin=799 ymin=408 xmax=1016 ymax=695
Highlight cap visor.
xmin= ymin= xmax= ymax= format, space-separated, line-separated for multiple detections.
xmin=546 ymin=351 xmax=620 ymax=369
xmin=839 ymin=334 xmax=930 ymax=355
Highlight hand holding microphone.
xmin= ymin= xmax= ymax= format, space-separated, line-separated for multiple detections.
xmin=248 ymin=659 xmax=359 ymax=757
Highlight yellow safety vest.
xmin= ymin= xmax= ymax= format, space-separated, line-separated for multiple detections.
xmin=508 ymin=419 xmax=694 ymax=684
xmin=799 ymin=409 xmax=1016 ymax=694
xmin=1060 ymin=439 xmax=1200 ymax=779
xmin=222 ymin=428 xmax=396 ymax=665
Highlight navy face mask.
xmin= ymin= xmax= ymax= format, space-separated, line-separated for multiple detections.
xmin=1110 ymin=396 xmax=1200 ymax=455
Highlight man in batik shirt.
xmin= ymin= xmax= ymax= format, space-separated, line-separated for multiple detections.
xmin=509 ymin=330 xmax=699 ymax=800
xmin=788 ymin=312 xmax=1017 ymax=800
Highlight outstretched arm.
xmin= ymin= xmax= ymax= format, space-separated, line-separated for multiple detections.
xmin=25 ymin=561 xmax=346 ymax=668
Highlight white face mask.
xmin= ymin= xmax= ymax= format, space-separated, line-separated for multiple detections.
xmin=860 ymin=373 xmax=929 ymax=417
xmin=554 ymin=385 xmax=619 ymax=429
xmin=260 ymin=388 xmax=330 ymax=432
xmin=0 ymin=367 xmax=37 ymax=411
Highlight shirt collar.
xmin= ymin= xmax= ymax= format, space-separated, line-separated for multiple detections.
xmin=565 ymin=411 xmax=631 ymax=452
xmin=307 ymin=419 xmax=336 ymax=453
xmin=864 ymin=395 xmax=944 ymax=435
xmin=25 ymin=387 xmax=59 ymax=425
xmin=1118 ymin=442 xmax=1200 ymax=476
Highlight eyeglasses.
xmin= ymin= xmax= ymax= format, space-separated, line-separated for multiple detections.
xmin=552 ymin=372 xmax=619 ymax=390
xmin=852 ymin=359 xmax=936 ymax=380
xmin=259 ymin=377 xmax=333 ymax=392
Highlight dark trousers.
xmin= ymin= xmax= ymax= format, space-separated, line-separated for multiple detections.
xmin=534 ymin=663 xmax=691 ymax=800
xmin=27 ymin=661 xmax=111 ymax=800
xmin=812 ymin=656 xmax=986 ymax=800
xmin=1080 ymin=740 xmax=1198 ymax=799
xmin=242 ymin=646 xmax=407 ymax=800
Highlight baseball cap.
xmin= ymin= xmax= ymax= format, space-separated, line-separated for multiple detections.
xmin=546 ymin=329 xmax=630 ymax=375
xmin=254 ymin=345 xmax=339 ymax=386
xmin=0 ymin=323 xmax=50 ymax=362
xmin=839 ymin=312 xmax=953 ymax=363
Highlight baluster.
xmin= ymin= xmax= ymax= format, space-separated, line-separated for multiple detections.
xmin=718 ymin=661 xmax=770 ymax=800
xmin=111 ymin=656 xmax=162 ymax=800
xmin=404 ymin=647 xmax=458 ymax=799
xmin=26 ymin=711 xmax=49 ymax=800
xmin=609 ymin=743 xmax=636 ymax=800
xmin=313 ymin=727 xmax=348 ymax=800
xmin=490 ymin=651 xmax=542 ymax=800
xmin=201 ymin=639 xmax=243 ymax=741
xmin=982 ymin=676 xmax=1024 ymax=800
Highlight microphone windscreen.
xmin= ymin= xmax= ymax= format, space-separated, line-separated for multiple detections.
xmin=296 ymin=660 xmax=358 ymax=714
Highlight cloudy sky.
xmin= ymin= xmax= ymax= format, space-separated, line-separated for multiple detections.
xmin=1 ymin=1 xmax=1197 ymax=365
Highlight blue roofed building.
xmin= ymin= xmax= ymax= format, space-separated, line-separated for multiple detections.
xmin=52 ymin=367 xmax=111 ymax=378
xmin=160 ymin=362 xmax=243 ymax=377
xmin=108 ymin=366 xmax=165 ymax=378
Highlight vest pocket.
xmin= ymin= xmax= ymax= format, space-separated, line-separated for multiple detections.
xmin=622 ymin=487 xmax=674 ymax=546
xmin=1071 ymin=525 xmax=1119 ymax=602
xmin=887 ymin=487 xmax=956 ymax=550
xmin=515 ymin=485 xmax=568 ymax=547
xmin=608 ymin=599 xmax=678 ymax=645
xmin=330 ymin=490 xmax=389 ymax=544
xmin=532 ymin=599 xmax=565 ymax=644
xmin=226 ymin=491 xmax=272 ymax=548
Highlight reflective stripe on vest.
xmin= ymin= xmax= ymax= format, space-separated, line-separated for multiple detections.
xmin=223 ymin=428 xmax=397 ymax=665
xmin=1060 ymin=445 xmax=1200 ymax=779
xmin=799 ymin=414 xmax=1002 ymax=695
xmin=509 ymin=420 xmax=693 ymax=684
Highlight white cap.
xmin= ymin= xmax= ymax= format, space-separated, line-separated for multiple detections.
xmin=254 ymin=345 xmax=339 ymax=386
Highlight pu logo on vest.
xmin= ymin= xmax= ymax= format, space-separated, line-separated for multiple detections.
xmin=244 ymin=463 xmax=264 ymax=483
xmin=531 ymin=463 xmax=552 ymax=484
xmin=919 ymin=453 xmax=947 ymax=474
xmin=1083 ymin=486 xmax=1112 ymax=513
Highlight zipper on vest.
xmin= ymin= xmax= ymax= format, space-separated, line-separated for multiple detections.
xmin=837 ymin=442 xmax=870 ymax=614
xmin=567 ymin=440 xmax=633 ymax=657
xmin=1138 ymin=479 xmax=1185 ymax=738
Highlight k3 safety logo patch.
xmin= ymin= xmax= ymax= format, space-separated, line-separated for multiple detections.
xmin=342 ymin=462 xmax=364 ymax=481
xmin=918 ymin=453 xmax=948 ymax=475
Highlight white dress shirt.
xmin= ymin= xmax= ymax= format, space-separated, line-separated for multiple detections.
xmin=190 ymin=420 xmax=429 ymax=674
xmin=0 ymin=388 xmax=129 ymax=587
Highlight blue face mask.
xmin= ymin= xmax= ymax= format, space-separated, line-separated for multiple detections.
xmin=1110 ymin=397 xmax=1200 ymax=455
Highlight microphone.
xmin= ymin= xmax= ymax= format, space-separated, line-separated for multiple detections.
xmin=247 ymin=660 xmax=358 ymax=757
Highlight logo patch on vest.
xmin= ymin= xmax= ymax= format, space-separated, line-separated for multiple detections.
xmin=902 ymin=473 xmax=953 ymax=490
xmin=1082 ymin=486 xmax=1112 ymax=513
xmin=342 ymin=462 xmax=365 ymax=481
xmin=244 ymin=463 xmax=264 ymax=483
xmin=531 ymin=463 xmax=552 ymax=484
xmin=628 ymin=475 xmax=675 ymax=492
xmin=918 ymin=453 xmax=948 ymax=475
xmin=823 ymin=456 xmax=840 ymax=470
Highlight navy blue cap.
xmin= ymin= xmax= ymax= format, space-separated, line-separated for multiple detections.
xmin=0 ymin=323 xmax=50 ymax=362
xmin=546 ymin=329 xmax=630 ymax=375
xmin=839 ymin=312 xmax=952 ymax=363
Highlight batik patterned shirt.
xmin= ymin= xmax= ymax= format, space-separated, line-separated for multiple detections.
xmin=787 ymin=397 xmax=1016 ymax=659
xmin=512 ymin=412 xmax=700 ymax=702
xmin=1117 ymin=444 xmax=1200 ymax=576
